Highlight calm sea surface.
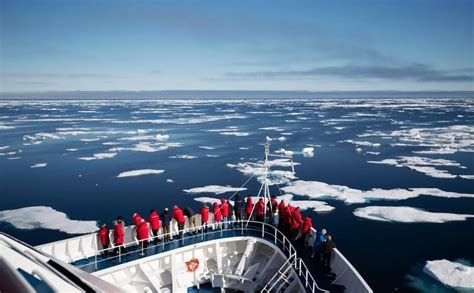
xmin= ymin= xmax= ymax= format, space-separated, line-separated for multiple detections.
xmin=0 ymin=98 xmax=473 ymax=292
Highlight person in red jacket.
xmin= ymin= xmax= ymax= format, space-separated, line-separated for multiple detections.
xmin=172 ymin=205 xmax=185 ymax=239
xmin=299 ymin=216 xmax=313 ymax=246
xmin=281 ymin=204 xmax=293 ymax=236
xmin=98 ymin=224 xmax=110 ymax=257
xmin=213 ymin=202 xmax=222 ymax=229
xmin=255 ymin=198 xmax=265 ymax=222
xmin=201 ymin=203 xmax=210 ymax=232
xmin=132 ymin=212 xmax=142 ymax=227
xmin=291 ymin=207 xmax=303 ymax=240
xmin=137 ymin=219 xmax=149 ymax=255
xmin=278 ymin=200 xmax=286 ymax=230
xmin=149 ymin=209 xmax=160 ymax=245
xmin=113 ymin=219 xmax=127 ymax=259
xmin=245 ymin=196 xmax=253 ymax=220
xmin=220 ymin=198 xmax=229 ymax=228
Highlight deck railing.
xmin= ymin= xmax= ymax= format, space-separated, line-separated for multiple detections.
xmin=37 ymin=219 xmax=329 ymax=293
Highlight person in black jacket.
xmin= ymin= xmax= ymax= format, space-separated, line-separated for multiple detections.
xmin=233 ymin=194 xmax=242 ymax=224
xmin=321 ymin=235 xmax=336 ymax=269
xmin=161 ymin=208 xmax=172 ymax=242
xmin=227 ymin=200 xmax=234 ymax=228
xmin=183 ymin=206 xmax=198 ymax=235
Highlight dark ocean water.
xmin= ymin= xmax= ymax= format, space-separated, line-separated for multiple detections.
xmin=0 ymin=98 xmax=473 ymax=292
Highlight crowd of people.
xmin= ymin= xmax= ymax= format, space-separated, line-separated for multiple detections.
xmin=97 ymin=194 xmax=336 ymax=268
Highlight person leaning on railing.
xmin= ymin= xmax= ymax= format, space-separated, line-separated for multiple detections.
xmin=98 ymin=224 xmax=110 ymax=258
xmin=137 ymin=219 xmax=149 ymax=255
xmin=172 ymin=205 xmax=186 ymax=239
xmin=149 ymin=209 xmax=160 ymax=245
xmin=200 ymin=203 xmax=209 ymax=232
xmin=233 ymin=194 xmax=242 ymax=223
xmin=112 ymin=219 xmax=127 ymax=260
xmin=245 ymin=196 xmax=253 ymax=220
xmin=183 ymin=206 xmax=198 ymax=235
xmin=161 ymin=208 xmax=171 ymax=242
xmin=213 ymin=202 xmax=222 ymax=229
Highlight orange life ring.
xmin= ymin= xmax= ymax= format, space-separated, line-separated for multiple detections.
xmin=185 ymin=258 xmax=200 ymax=272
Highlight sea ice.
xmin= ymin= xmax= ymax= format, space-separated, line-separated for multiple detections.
xmin=78 ymin=152 xmax=117 ymax=160
xmin=116 ymin=169 xmax=165 ymax=178
xmin=0 ymin=124 xmax=15 ymax=130
xmin=368 ymin=156 xmax=467 ymax=179
xmin=282 ymin=180 xmax=474 ymax=204
xmin=302 ymin=147 xmax=314 ymax=157
xmin=353 ymin=206 xmax=474 ymax=223
xmin=184 ymin=185 xmax=247 ymax=194
xmin=31 ymin=163 xmax=47 ymax=168
xmin=343 ymin=139 xmax=381 ymax=147
xmin=0 ymin=206 xmax=98 ymax=234
xmin=423 ymin=260 xmax=474 ymax=289
xmin=170 ymin=155 xmax=197 ymax=159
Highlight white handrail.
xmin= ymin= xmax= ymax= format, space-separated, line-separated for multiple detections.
xmin=64 ymin=219 xmax=325 ymax=293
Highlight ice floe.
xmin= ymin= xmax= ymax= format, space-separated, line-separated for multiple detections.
xmin=219 ymin=131 xmax=250 ymax=137
xmin=227 ymin=162 xmax=296 ymax=185
xmin=282 ymin=180 xmax=474 ymax=204
xmin=368 ymin=156 xmax=471 ymax=179
xmin=423 ymin=260 xmax=474 ymax=289
xmin=302 ymin=147 xmax=314 ymax=157
xmin=184 ymin=185 xmax=247 ymax=194
xmin=353 ymin=206 xmax=474 ymax=223
xmin=199 ymin=146 xmax=215 ymax=150
xmin=342 ymin=139 xmax=381 ymax=148
xmin=0 ymin=146 xmax=10 ymax=150
xmin=0 ymin=206 xmax=98 ymax=234
xmin=170 ymin=155 xmax=197 ymax=159
xmin=360 ymin=125 xmax=474 ymax=154
xmin=66 ymin=148 xmax=78 ymax=152
xmin=116 ymin=169 xmax=165 ymax=178
xmin=31 ymin=163 xmax=47 ymax=168
xmin=78 ymin=152 xmax=117 ymax=161
xmin=259 ymin=127 xmax=285 ymax=131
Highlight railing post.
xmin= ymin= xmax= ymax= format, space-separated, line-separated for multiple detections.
xmin=274 ymin=228 xmax=277 ymax=244
xmin=94 ymin=252 xmax=97 ymax=270
xmin=312 ymin=282 xmax=315 ymax=293
xmin=261 ymin=223 xmax=265 ymax=238
xmin=119 ymin=246 xmax=122 ymax=263
xmin=241 ymin=222 xmax=243 ymax=235
xmin=299 ymin=259 xmax=302 ymax=277
xmin=305 ymin=270 xmax=308 ymax=287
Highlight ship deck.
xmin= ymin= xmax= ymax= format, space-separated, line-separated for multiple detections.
xmin=72 ymin=223 xmax=344 ymax=292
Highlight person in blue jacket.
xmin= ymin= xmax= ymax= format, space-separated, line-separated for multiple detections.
xmin=311 ymin=228 xmax=327 ymax=261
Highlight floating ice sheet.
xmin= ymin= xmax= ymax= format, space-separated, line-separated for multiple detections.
xmin=282 ymin=180 xmax=474 ymax=204
xmin=116 ymin=169 xmax=165 ymax=178
xmin=423 ymin=260 xmax=474 ymax=289
xmin=184 ymin=185 xmax=247 ymax=194
xmin=0 ymin=206 xmax=98 ymax=234
xmin=31 ymin=163 xmax=47 ymax=168
xmin=353 ymin=206 xmax=474 ymax=223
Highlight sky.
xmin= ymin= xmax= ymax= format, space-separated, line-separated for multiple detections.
xmin=0 ymin=0 xmax=473 ymax=93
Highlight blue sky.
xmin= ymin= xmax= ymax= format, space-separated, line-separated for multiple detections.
xmin=1 ymin=0 xmax=473 ymax=92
